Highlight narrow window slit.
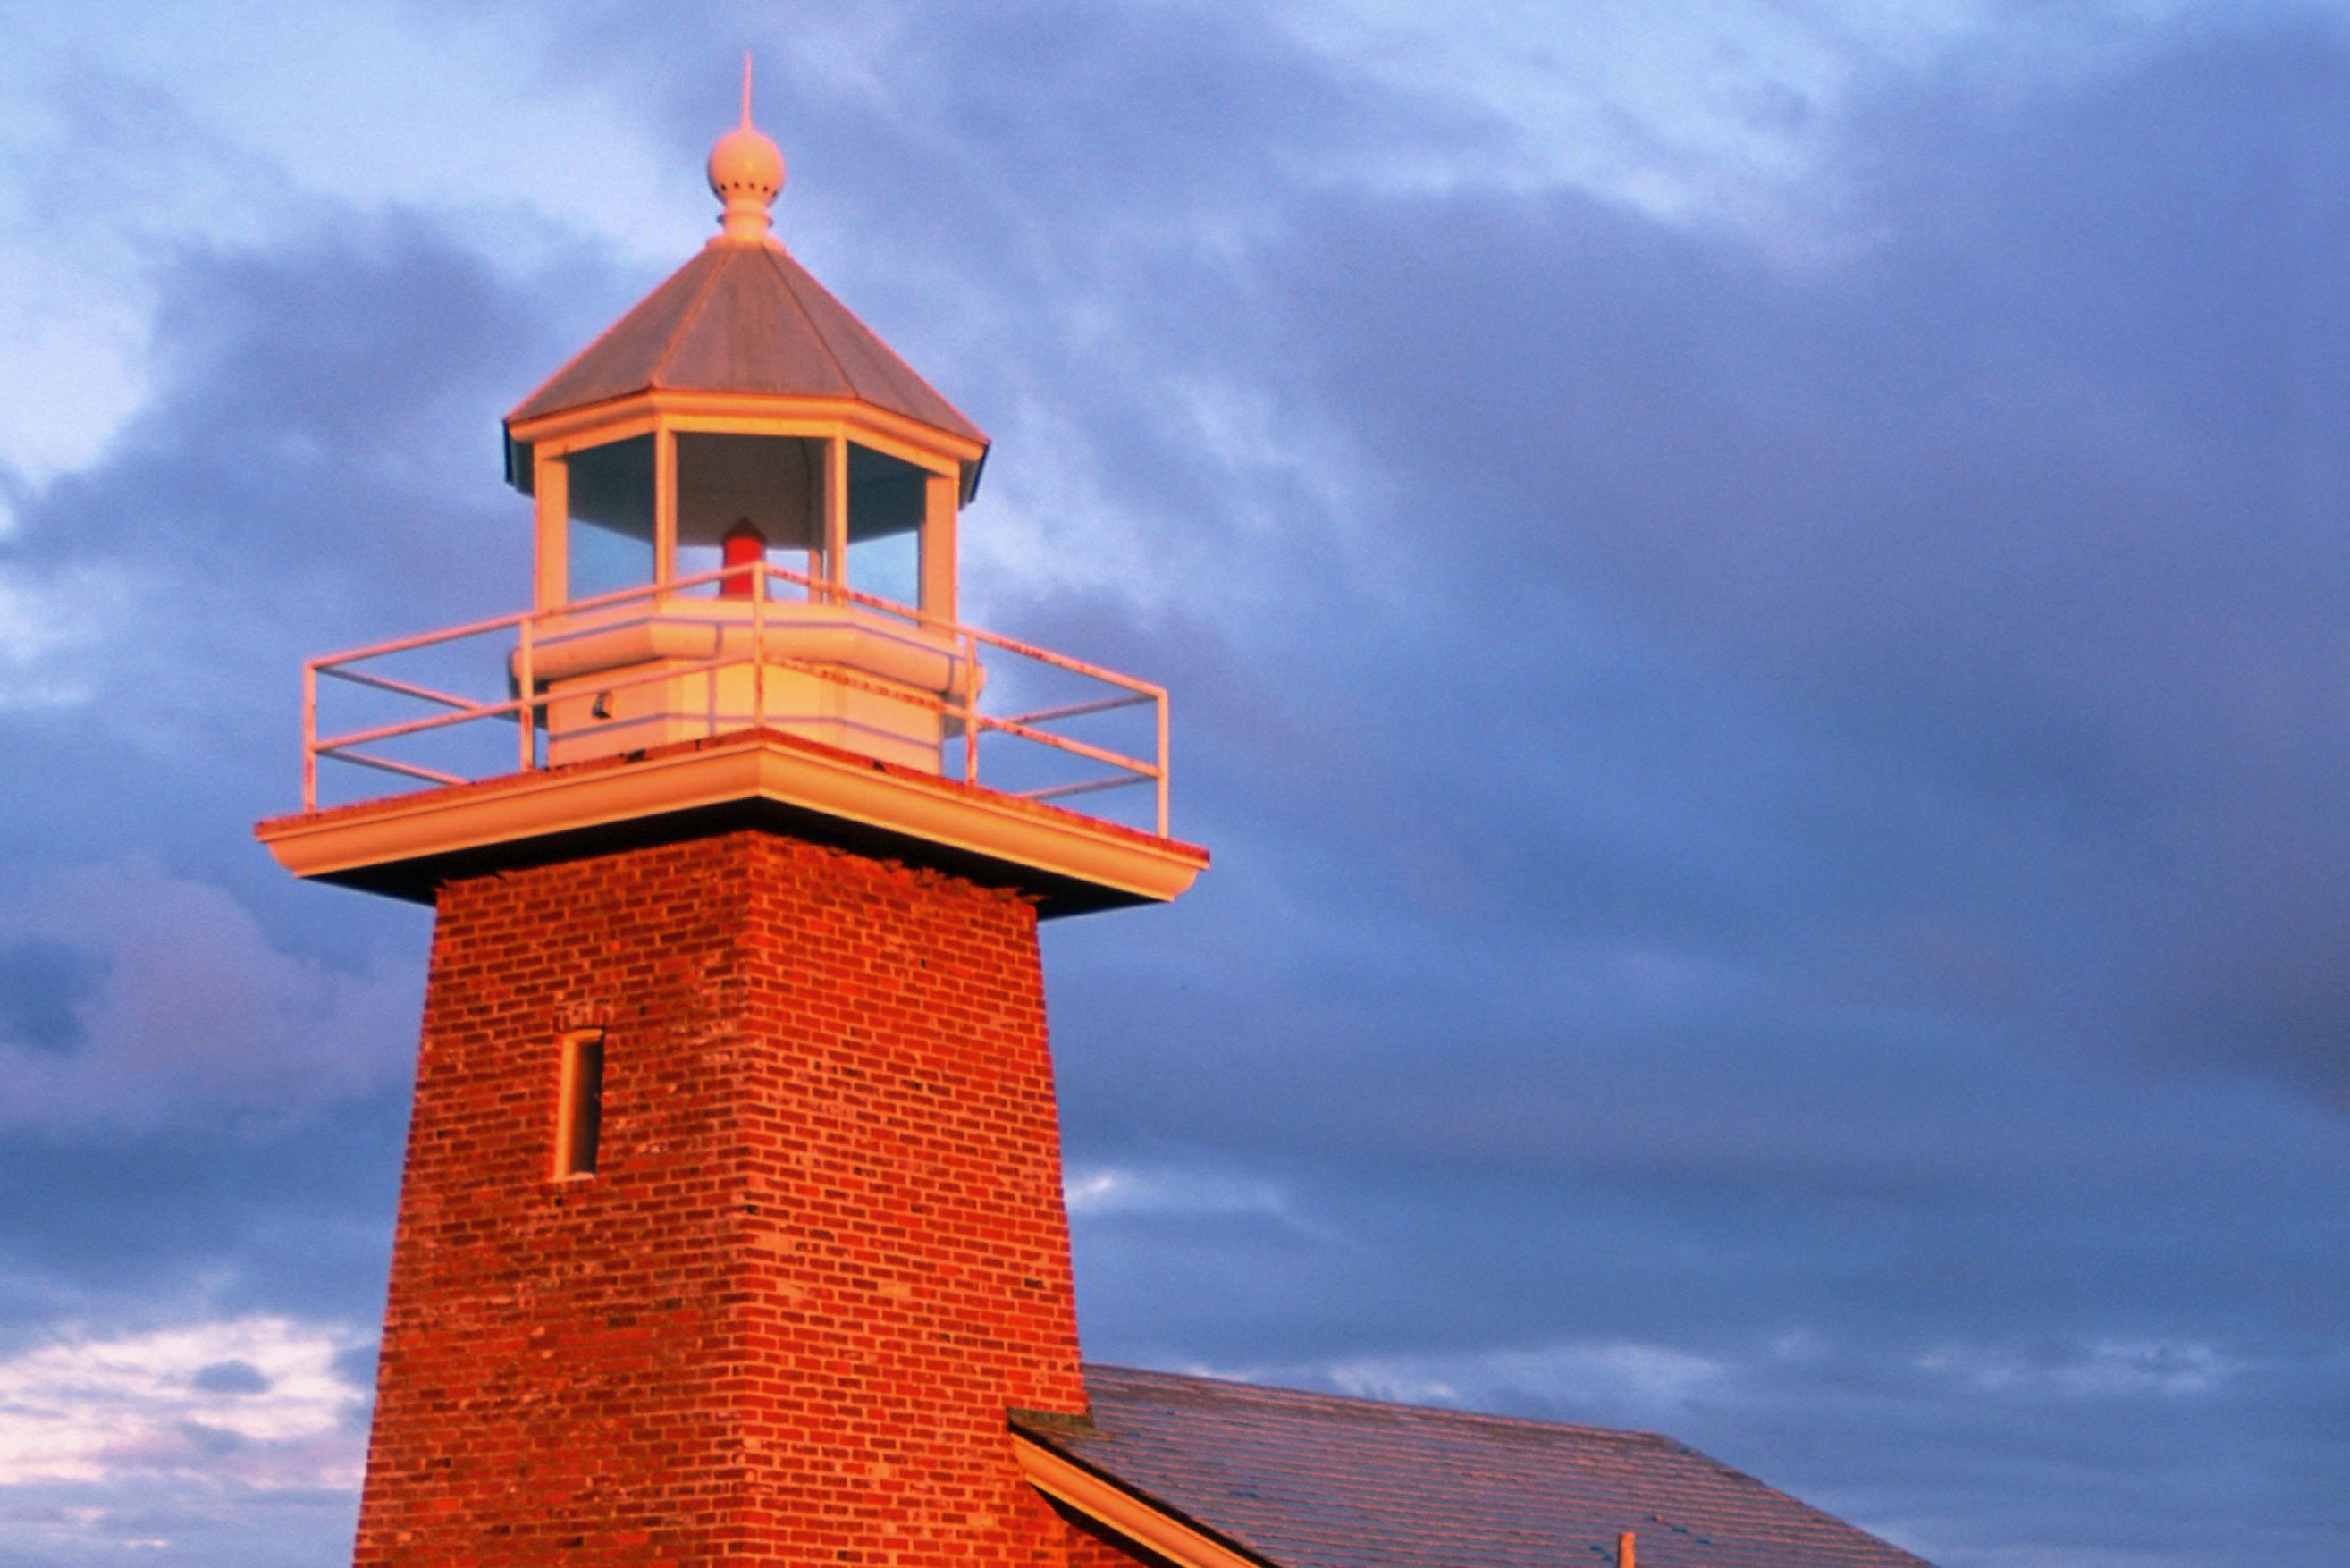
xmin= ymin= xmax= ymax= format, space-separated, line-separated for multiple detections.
xmin=556 ymin=1030 xmax=605 ymax=1177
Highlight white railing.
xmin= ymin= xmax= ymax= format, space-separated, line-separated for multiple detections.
xmin=300 ymin=562 xmax=1170 ymax=837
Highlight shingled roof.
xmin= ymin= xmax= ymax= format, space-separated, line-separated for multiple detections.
xmin=1018 ymin=1366 xmax=1938 ymax=1568
xmin=505 ymin=240 xmax=986 ymax=444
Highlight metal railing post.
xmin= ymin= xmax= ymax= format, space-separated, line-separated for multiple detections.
xmin=751 ymin=561 xmax=766 ymax=737
xmin=961 ymin=630 xmax=980 ymax=786
xmin=302 ymin=662 xmax=317 ymax=811
xmin=1156 ymin=691 xmax=1170 ymax=837
xmin=517 ymin=613 xmax=536 ymax=771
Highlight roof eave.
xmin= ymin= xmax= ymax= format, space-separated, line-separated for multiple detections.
xmin=503 ymin=389 xmax=988 ymax=476
xmin=1009 ymin=1430 xmax=1277 ymax=1568
xmin=506 ymin=387 xmax=987 ymax=458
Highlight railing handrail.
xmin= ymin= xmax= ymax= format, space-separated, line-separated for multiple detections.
xmin=309 ymin=561 xmax=1168 ymax=702
xmin=299 ymin=562 xmax=1171 ymax=836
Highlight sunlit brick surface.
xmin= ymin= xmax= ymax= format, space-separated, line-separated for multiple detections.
xmin=355 ymin=830 xmax=1094 ymax=1564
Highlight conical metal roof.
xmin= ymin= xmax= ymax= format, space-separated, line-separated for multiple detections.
xmin=506 ymin=240 xmax=986 ymax=446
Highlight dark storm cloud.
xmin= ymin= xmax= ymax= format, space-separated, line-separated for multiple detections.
xmin=726 ymin=9 xmax=2350 ymax=1565
xmin=466 ymin=5 xmax=2350 ymax=1560
xmin=0 ymin=188 xmax=574 ymax=1558
xmin=0 ymin=176 xmax=596 ymax=920
xmin=0 ymin=940 xmax=106 ymax=1054
xmin=17 ymin=210 xmax=557 ymax=617
xmin=1 ymin=4 xmax=2345 ymax=1567
xmin=0 ymin=1092 xmax=410 ymax=1353
xmin=0 ymin=195 xmax=570 ymax=1320
xmin=1226 ymin=27 xmax=2350 ymax=1110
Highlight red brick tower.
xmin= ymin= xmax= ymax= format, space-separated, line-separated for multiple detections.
xmin=258 ymin=88 xmax=1203 ymax=1564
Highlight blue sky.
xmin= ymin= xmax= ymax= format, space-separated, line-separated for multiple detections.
xmin=3 ymin=3 xmax=2348 ymax=1564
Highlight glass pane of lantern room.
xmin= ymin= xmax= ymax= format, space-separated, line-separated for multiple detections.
xmin=674 ymin=432 xmax=823 ymax=596
xmin=564 ymin=435 xmax=655 ymax=602
xmin=847 ymin=443 xmax=924 ymax=608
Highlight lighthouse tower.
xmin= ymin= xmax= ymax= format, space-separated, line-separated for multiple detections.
xmin=258 ymin=89 xmax=1203 ymax=1565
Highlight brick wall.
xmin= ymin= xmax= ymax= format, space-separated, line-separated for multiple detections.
xmin=355 ymin=829 xmax=1102 ymax=1564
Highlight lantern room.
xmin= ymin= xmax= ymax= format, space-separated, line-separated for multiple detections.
xmin=511 ymin=426 xmax=962 ymax=620
xmin=500 ymin=103 xmax=984 ymax=771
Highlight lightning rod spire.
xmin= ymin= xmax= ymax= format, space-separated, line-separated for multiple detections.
xmin=708 ymin=52 xmax=784 ymax=244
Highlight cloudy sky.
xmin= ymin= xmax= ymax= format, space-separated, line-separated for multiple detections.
xmin=3 ymin=1 xmax=2347 ymax=1564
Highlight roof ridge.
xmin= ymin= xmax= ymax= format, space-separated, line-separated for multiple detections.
xmin=505 ymin=236 xmax=984 ymax=442
xmin=503 ymin=250 xmax=712 ymax=422
xmin=779 ymin=250 xmax=981 ymax=434
xmin=762 ymin=246 xmax=983 ymax=441
xmin=1082 ymin=1363 xmax=1681 ymax=1448
xmin=646 ymin=242 xmax=737 ymax=387
xmin=761 ymin=242 xmax=857 ymax=392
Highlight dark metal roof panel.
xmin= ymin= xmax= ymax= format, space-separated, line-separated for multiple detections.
xmin=1023 ymin=1367 xmax=1938 ymax=1568
xmin=507 ymin=241 xmax=985 ymax=445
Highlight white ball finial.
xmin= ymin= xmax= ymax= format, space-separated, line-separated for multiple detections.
xmin=709 ymin=53 xmax=784 ymax=243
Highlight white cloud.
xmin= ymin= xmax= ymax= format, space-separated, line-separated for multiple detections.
xmin=1917 ymin=1336 xmax=2252 ymax=1398
xmin=0 ymin=0 xmax=681 ymax=260
xmin=1173 ymin=1338 xmax=1729 ymax=1431
xmin=0 ymin=561 xmax=134 ymax=711
xmin=0 ymin=0 xmax=683 ymax=488
xmin=1274 ymin=0 xmax=2211 ymax=249
xmin=0 ymin=1316 xmax=368 ymax=1489
xmin=1065 ymin=1163 xmax=1295 ymax=1219
xmin=0 ymin=262 xmax=152 ymax=489
xmin=1314 ymin=1339 xmax=1725 ymax=1415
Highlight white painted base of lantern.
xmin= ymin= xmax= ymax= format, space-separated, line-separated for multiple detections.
xmin=520 ymin=600 xmax=973 ymax=773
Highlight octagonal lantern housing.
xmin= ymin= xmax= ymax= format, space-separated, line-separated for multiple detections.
xmin=501 ymin=232 xmax=988 ymax=771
